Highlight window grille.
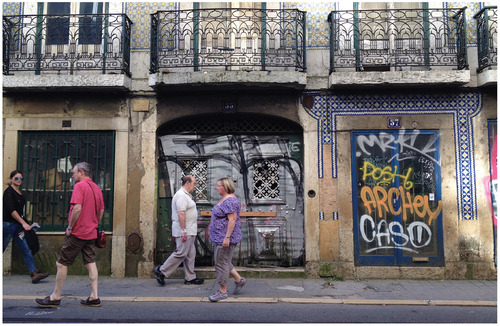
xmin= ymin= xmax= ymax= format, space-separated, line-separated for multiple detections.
xmin=17 ymin=131 xmax=115 ymax=232
xmin=253 ymin=158 xmax=280 ymax=200
xmin=158 ymin=114 xmax=303 ymax=135
xmin=180 ymin=159 xmax=208 ymax=201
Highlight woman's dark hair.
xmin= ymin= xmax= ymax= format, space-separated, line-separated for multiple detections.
xmin=9 ymin=170 xmax=23 ymax=179
xmin=8 ymin=170 xmax=23 ymax=186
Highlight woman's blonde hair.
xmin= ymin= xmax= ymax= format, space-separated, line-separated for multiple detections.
xmin=218 ymin=177 xmax=235 ymax=194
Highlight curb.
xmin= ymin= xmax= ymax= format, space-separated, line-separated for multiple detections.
xmin=342 ymin=299 xmax=428 ymax=306
xmin=4 ymin=295 xmax=497 ymax=307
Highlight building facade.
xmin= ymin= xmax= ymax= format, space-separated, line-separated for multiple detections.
xmin=2 ymin=2 xmax=497 ymax=279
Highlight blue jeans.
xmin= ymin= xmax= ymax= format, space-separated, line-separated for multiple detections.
xmin=3 ymin=222 xmax=36 ymax=274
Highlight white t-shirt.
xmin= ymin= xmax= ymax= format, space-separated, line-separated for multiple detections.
xmin=171 ymin=188 xmax=198 ymax=236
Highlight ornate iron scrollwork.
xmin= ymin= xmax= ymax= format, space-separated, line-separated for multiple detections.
xmin=328 ymin=7 xmax=469 ymax=73
xmin=474 ymin=7 xmax=497 ymax=72
xmin=150 ymin=8 xmax=306 ymax=72
xmin=3 ymin=14 xmax=132 ymax=76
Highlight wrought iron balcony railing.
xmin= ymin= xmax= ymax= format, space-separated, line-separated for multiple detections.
xmin=328 ymin=7 xmax=468 ymax=73
xmin=474 ymin=6 xmax=497 ymax=73
xmin=3 ymin=14 xmax=132 ymax=76
xmin=150 ymin=8 xmax=306 ymax=73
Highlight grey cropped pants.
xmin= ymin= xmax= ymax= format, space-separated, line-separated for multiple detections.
xmin=159 ymin=235 xmax=197 ymax=281
xmin=214 ymin=244 xmax=236 ymax=286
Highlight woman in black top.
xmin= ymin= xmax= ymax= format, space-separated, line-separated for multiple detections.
xmin=3 ymin=170 xmax=49 ymax=283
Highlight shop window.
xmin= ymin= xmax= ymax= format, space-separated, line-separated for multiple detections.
xmin=17 ymin=131 xmax=115 ymax=232
xmin=352 ymin=130 xmax=444 ymax=266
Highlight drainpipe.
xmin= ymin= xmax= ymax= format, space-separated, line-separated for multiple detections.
xmin=35 ymin=3 xmax=43 ymax=75
xmin=103 ymin=2 xmax=109 ymax=74
xmin=353 ymin=2 xmax=360 ymax=71
xmin=261 ymin=3 xmax=267 ymax=71
xmin=423 ymin=2 xmax=430 ymax=68
xmin=193 ymin=2 xmax=199 ymax=72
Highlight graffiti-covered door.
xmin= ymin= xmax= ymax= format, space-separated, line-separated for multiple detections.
xmin=156 ymin=114 xmax=304 ymax=267
xmin=352 ymin=130 xmax=444 ymax=266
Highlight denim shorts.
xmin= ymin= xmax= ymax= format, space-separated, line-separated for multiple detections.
xmin=57 ymin=234 xmax=96 ymax=266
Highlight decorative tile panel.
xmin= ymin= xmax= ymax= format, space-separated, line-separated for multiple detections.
xmin=282 ymin=2 xmax=337 ymax=49
xmin=304 ymin=91 xmax=482 ymax=221
xmin=446 ymin=2 xmax=484 ymax=44
xmin=2 ymin=2 xmax=23 ymax=16
xmin=123 ymin=2 xmax=178 ymax=50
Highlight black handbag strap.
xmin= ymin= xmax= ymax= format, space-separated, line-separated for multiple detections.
xmin=84 ymin=180 xmax=100 ymax=226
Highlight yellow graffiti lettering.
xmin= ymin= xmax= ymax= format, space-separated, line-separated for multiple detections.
xmin=360 ymin=186 xmax=442 ymax=226
xmin=361 ymin=161 xmax=414 ymax=189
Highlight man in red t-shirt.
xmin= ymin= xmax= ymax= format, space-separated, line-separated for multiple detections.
xmin=35 ymin=162 xmax=104 ymax=308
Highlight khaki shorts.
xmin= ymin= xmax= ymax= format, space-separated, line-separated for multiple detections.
xmin=57 ymin=234 xmax=96 ymax=266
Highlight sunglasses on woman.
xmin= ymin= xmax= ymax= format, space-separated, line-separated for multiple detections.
xmin=14 ymin=177 xmax=24 ymax=181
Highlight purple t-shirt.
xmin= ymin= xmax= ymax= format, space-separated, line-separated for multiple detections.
xmin=210 ymin=196 xmax=242 ymax=245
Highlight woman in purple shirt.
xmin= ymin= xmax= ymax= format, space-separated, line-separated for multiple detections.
xmin=208 ymin=177 xmax=246 ymax=302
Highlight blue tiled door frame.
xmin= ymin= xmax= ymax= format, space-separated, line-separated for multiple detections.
xmin=352 ymin=130 xmax=444 ymax=267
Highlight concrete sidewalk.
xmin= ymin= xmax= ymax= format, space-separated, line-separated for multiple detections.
xmin=2 ymin=274 xmax=497 ymax=307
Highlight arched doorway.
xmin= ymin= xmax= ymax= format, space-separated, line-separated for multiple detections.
xmin=155 ymin=113 xmax=304 ymax=267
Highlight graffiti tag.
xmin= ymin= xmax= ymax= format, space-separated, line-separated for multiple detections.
xmin=287 ymin=142 xmax=301 ymax=153
xmin=360 ymin=214 xmax=432 ymax=253
xmin=360 ymin=185 xmax=442 ymax=225
xmin=360 ymin=161 xmax=413 ymax=189
xmin=356 ymin=129 xmax=440 ymax=165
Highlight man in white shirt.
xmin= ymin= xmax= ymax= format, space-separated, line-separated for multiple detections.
xmin=154 ymin=175 xmax=204 ymax=285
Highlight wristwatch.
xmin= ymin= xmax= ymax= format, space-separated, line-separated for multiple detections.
xmin=225 ymin=236 xmax=230 ymax=238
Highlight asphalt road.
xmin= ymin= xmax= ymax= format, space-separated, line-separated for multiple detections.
xmin=3 ymin=299 xmax=497 ymax=323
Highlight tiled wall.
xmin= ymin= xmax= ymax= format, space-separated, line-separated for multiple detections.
xmin=446 ymin=2 xmax=483 ymax=44
xmin=2 ymin=2 xmax=23 ymax=16
xmin=123 ymin=2 xmax=178 ymax=50
xmin=304 ymin=91 xmax=482 ymax=221
xmin=282 ymin=2 xmax=337 ymax=49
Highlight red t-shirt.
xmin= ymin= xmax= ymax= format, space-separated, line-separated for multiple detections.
xmin=69 ymin=178 xmax=105 ymax=240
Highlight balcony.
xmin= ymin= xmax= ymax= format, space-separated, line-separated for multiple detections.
xmin=474 ymin=6 xmax=497 ymax=87
xmin=2 ymin=14 xmax=132 ymax=93
xmin=149 ymin=8 xmax=307 ymax=92
xmin=327 ymin=7 xmax=470 ymax=88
